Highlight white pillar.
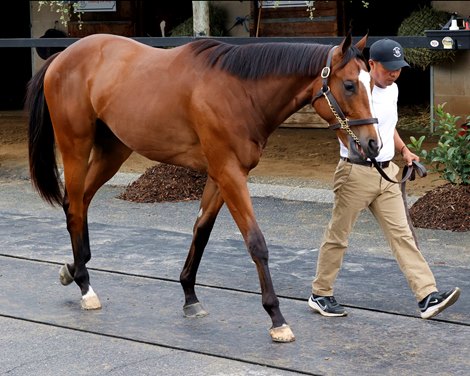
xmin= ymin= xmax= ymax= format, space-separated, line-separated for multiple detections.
xmin=192 ymin=1 xmax=210 ymax=37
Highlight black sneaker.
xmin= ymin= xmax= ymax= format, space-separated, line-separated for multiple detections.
xmin=308 ymin=294 xmax=347 ymax=317
xmin=419 ymin=287 xmax=461 ymax=319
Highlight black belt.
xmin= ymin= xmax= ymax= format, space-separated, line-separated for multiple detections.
xmin=341 ymin=157 xmax=390 ymax=168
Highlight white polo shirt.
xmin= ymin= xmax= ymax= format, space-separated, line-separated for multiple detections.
xmin=339 ymin=83 xmax=398 ymax=162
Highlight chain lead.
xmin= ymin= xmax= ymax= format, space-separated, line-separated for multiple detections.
xmin=322 ymin=91 xmax=361 ymax=146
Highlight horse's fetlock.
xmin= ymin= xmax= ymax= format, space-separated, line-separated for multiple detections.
xmin=262 ymin=295 xmax=280 ymax=311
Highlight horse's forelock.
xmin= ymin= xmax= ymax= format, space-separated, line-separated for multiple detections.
xmin=338 ymin=44 xmax=366 ymax=69
xmin=190 ymin=39 xmax=332 ymax=80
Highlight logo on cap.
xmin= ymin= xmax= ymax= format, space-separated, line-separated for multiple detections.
xmin=392 ymin=47 xmax=402 ymax=58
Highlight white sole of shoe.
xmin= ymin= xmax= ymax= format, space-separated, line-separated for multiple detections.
xmin=420 ymin=287 xmax=461 ymax=319
xmin=308 ymin=298 xmax=347 ymax=317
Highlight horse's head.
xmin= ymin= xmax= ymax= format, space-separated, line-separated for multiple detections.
xmin=311 ymin=33 xmax=380 ymax=161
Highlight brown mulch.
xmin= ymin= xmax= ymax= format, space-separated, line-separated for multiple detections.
xmin=117 ymin=164 xmax=207 ymax=203
xmin=410 ymin=183 xmax=470 ymax=232
xmin=118 ymin=164 xmax=469 ymax=232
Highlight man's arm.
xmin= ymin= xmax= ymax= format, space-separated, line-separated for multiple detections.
xmin=394 ymin=129 xmax=419 ymax=166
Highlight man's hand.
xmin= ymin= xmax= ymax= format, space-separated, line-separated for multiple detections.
xmin=401 ymin=146 xmax=419 ymax=166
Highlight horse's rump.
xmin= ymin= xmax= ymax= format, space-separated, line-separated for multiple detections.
xmin=43 ymin=34 xmax=210 ymax=170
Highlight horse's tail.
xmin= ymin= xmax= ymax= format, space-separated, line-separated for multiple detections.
xmin=25 ymin=53 xmax=63 ymax=206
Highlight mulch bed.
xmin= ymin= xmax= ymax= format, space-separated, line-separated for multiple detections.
xmin=118 ymin=164 xmax=469 ymax=232
xmin=410 ymin=183 xmax=470 ymax=232
xmin=117 ymin=164 xmax=207 ymax=203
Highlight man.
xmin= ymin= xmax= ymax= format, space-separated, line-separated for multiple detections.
xmin=308 ymin=39 xmax=460 ymax=319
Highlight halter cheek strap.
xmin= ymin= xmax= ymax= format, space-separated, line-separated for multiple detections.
xmin=311 ymin=46 xmax=378 ymax=146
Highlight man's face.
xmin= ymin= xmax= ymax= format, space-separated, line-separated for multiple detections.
xmin=369 ymin=60 xmax=401 ymax=88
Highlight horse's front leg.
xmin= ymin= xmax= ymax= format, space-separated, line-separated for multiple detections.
xmin=218 ymin=171 xmax=295 ymax=343
xmin=59 ymin=187 xmax=101 ymax=310
xmin=181 ymin=177 xmax=224 ymax=317
xmin=244 ymin=221 xmax=295 ymax=342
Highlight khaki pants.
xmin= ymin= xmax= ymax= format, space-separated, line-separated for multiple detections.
xmin=312 ymin=159 xmax=437 ymax=302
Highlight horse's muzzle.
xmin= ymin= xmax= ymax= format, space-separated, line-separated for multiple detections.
xmin=348 ymin=136 xmax=380 ymax=162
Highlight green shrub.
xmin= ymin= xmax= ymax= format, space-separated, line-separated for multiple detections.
xmin=408 ymin=104 xmax=470 ymax=185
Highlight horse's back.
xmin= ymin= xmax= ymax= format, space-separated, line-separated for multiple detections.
xmin=44 ymin=34 xmax=183 ymax=93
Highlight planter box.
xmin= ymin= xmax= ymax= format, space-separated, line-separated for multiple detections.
xmin=425 ymin=29 xmax=470 ymax=50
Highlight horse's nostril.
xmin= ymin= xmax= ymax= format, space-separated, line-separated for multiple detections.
xmin=368 ymin=139 xmax=379 ymax=155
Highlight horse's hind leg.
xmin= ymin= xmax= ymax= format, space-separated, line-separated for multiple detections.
xmin=58 ymin=131 xmax=100 ymax=309
xmin=59 ymin=122 xmax=132 ymax=309
xmin=181 ymin=176 xmax=224 ymax=317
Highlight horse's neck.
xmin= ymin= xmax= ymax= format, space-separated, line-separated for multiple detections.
xmin=253 ymin=76 xmax=315 ymax=135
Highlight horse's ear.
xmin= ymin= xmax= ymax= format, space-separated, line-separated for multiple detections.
xmin=340 ymin=30 xmax=353 ymax=55
xmin=355 ymin=33 xmax=368 ymax=53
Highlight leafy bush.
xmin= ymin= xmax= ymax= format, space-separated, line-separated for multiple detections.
xmin=408 ymin=104 xmax=470 ymax=185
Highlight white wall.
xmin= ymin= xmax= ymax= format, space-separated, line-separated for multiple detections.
xmin=431 ymin=1 xmax=470 ymax=119
xmin=30 ymin=1 xmax=68 ymax=72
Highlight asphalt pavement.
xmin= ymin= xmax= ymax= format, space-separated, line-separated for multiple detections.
xmin=0 ymin=173 xmax=468 ymax=375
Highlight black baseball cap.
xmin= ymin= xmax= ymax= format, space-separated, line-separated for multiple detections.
xmin=369 ymin=39 xmax=410 ymax=71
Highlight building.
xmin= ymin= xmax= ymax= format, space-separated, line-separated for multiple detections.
xmin=1 ymin=1 xmax=468 ymax=125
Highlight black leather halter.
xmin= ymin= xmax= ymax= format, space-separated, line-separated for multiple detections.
xmin=311 ymin=46 xmax=378 ymax=146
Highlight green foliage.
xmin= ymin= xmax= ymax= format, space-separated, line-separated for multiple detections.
xmin=408 ymin=104 xmax=470 ymax=185
xmin=398 ymin=5 xmax=455 ymax=70
xmin=38 ymin=1 xmax=83 ymax=29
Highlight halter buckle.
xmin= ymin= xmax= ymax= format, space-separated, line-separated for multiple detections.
xmin=340 ymin=118 xmax=350 ymax=129
xmin=321 ymin=66 xmax=330 ymax=79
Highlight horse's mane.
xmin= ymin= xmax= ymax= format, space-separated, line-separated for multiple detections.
xmin=189 ymin=39 xmax=364 ymax=80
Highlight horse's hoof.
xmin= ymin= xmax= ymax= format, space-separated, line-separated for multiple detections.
xmin=81 ymin=287 xmax=102 ymax=310
xmin=269 ymin=324 xmax=295 ymax=343
xmin=59 ymin=264 xmax=74 ymax=286
xmin=183 ymin=302 xmax=209 ymax=318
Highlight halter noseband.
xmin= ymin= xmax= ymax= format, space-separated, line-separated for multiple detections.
xmin=311 ymin=46 xmax=378 ymax=146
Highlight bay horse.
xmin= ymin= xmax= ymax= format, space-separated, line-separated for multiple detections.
xmin=26 ymin=33 xmax=380 ymax=343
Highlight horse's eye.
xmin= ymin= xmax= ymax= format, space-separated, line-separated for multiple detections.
xmin=344 ymin=80 xmax=355 ymax=93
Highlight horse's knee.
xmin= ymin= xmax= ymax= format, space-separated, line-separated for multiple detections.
xmin=246 ymin=230 xmax=268 ymax=262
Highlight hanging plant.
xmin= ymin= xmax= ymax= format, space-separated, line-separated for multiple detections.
xmin=38 ymin=1 xmax=84 ymax=30
xmin=398 ymin=5 xmax=455 ymax=70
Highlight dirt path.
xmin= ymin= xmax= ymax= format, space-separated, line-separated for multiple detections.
xmin=0 ymin=111 xmax=446 ymax=196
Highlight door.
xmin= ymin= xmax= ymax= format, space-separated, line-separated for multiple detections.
xmin=0 ymin=0 xmax=32 ymax=110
